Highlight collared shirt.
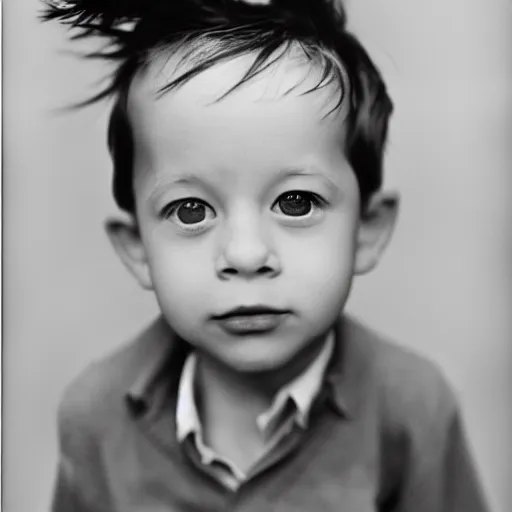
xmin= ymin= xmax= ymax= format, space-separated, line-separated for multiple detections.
xmin=175 ymin=334 xmax=334 ymax=489
xmin=51 ymin=315 xmax=490 ymax=512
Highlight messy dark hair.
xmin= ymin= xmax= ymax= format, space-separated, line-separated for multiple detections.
xmin=42 ymin=0 xmax=393 ymax=214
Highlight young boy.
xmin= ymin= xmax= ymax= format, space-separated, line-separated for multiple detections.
xmin=43 ymin=0 xmax=490 ymax=510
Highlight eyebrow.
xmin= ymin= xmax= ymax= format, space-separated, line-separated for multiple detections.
xmin=272 ymin=167 xmax=341 ymax=189
xmin=154 ymin=174 xmax=205 ymax=187
xmin=146 ymin=173 xmax=213 ymax=202
xmin=146 ymin=166 xmax=341 ymax=203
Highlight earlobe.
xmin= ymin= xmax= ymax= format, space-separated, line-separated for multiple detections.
xmin=354 ymin=191 xmax=400 ymax=275
xmin=105 ymin=218 xmax=154 ymax=290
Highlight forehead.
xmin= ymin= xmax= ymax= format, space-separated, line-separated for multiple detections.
xmin=126 ymin=46 xmax=350 ymax=175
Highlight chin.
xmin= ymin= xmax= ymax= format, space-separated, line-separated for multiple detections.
xmin=224 ymin=350 xmax=295 ymax=375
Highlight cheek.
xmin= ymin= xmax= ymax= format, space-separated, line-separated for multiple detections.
xmin=144 ymin=234 xmax=214 ymax=313
xmin=278 ymin=216 xmax=358 ymax=318
xmin=280 ymin=216 xmax=358 ymax=284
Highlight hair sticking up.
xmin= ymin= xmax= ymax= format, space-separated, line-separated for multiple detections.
xmin=41 ymin=0 xmax=393 ymax=214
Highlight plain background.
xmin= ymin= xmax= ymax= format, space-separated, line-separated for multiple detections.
xmin=4 ymin=0 xmax=512 ymax=511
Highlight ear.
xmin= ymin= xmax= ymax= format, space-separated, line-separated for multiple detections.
xmin=354 ymin=191 xmax=400 ymax=275
xmin=105 ymin=218 xmax=154 ymax=290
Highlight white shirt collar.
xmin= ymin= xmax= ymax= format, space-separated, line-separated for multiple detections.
xmin=176 ymin=331 xmax=335 ymax=443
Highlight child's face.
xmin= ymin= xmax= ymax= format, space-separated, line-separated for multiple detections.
xmin=111 ymin=52 xmax=394 ymax=373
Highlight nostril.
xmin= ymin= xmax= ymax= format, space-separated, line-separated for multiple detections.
xmin=220 ymin=265 xmax=275 ymax=278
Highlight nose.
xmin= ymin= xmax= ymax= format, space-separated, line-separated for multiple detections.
xmin=216 ymin=214 xmax=281 ymax=280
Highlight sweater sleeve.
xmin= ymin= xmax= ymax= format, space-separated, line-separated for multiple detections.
xmin=50 ymin=367 xmax=111 ymax=512
xmin=440 ymin=409 xmax=489 ymax=512
xmin=51 ymin=457 xmax=94 ymax=512
xmin=394 ymin=382 xmax=490 ymax=512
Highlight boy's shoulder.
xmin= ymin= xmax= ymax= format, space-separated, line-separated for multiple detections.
xmin=57 ymin=316 xmax=174 ymax=430
xmin=342 ymin=316 xmax=459 ymax=433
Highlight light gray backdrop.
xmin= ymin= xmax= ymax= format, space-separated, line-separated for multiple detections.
xmin=4 ymin=0 xmax=512 ymax=511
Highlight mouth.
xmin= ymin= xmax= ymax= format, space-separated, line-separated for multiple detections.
xmin=212 ymin=305 xmax=290 ymax=334
xmin=213 ymin=305 xmax=290 ymax=320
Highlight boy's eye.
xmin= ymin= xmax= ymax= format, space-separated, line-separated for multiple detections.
xmin=273 ymin=191 xmax=320 ymax=217
xmin=162 ymin=198 xmax=215 ymax=226
xmin=177 ymin=200 xmax=207 ymax=224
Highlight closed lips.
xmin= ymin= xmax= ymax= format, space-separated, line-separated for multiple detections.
xmin=212 ymin=306 xmax=290 ymax=319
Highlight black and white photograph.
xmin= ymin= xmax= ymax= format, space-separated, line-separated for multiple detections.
xmin=4 ymin=0 xmax=512 ymax=510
